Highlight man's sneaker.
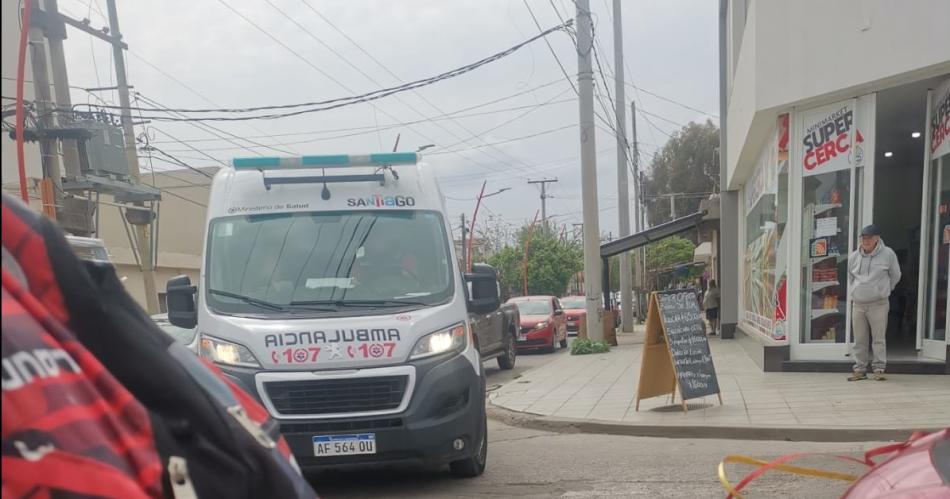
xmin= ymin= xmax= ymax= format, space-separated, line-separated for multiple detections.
xmin=872 ymin=370 xmax=886 ymax=381
xmin=847 ymin=372 xmax=867 ymax=381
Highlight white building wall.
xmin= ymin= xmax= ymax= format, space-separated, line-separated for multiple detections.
xmin=725 ymin=0 xmax=950 ymax=189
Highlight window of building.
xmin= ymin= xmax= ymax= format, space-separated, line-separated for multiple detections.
xmin=742 ymin=115 xmax=788 ymax=339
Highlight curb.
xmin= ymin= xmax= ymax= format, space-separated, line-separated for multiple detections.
xmin=487 ymin=403 xmax=943 ymax=443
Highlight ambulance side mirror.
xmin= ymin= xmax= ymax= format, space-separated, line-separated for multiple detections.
xmin=166 ymin=275 xmax=198 ymax=329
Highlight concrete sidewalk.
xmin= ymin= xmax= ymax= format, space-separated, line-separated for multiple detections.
xmin=489 ymin=327 xmax=950 ymax=441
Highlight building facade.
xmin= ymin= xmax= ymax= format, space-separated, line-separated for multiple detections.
xmin=719 ymin=0 xmax=950 ymax=373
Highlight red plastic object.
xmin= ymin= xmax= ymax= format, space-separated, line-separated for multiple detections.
xmin=842 ymin=429 xmax=950 ymax=498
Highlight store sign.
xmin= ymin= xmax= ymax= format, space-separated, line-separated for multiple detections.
xmin=931 ymin=77 xmax=950 ymax=160
xmin=801 ymin=99 xmax=865 ymax=177
xmin=744 ymin=119 xmax=783 ymax=211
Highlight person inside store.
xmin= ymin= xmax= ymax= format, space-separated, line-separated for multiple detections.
xmin=848 ymin=224 xmax=902 ymax=382
xmin=703 ymin=280 xmax=721 ymax=336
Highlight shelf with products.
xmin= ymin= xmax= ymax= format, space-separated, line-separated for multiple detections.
xmin=801 ymin=184 xmax=848 ymax=344
xmin=813 ymin=203 xmax=843 ymax=216
xmin=811 ymin=281 xmax=840 ymax=292
xmin=810 ymin=254 xmax=847 ymax=264
xmin=811 ymin=308 xmax=845 ymax=319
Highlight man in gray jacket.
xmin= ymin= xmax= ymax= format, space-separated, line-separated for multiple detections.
xmin=848 ymin=225 xmax=901 ymax=381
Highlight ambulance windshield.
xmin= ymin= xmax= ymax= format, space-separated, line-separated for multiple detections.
xmin=205 ymin=210 xmax=453 ymax=316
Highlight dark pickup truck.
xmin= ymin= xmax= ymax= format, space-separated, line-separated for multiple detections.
xmin=466 ymin=264 xmax=521 ymax=370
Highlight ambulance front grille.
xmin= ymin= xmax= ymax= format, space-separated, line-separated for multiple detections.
xmin=263 ymin=376 xmax=408 ymax=416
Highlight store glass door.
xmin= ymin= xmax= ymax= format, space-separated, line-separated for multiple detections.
xmin=798 ymin=169 xmax=860 ymax=358
xmin=791 ymin=95 xmax=874 ymax=362
xmin=922 ymin=157 xmax=949 ymax=361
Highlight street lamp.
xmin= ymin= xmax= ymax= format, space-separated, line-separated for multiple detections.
xmin=483 ymin=187 xmax=511 ymax=198
xmin=467 ymin=182 xmax=511 ymax=271
xmin=416 ymin=144 xmax=436 ymax=153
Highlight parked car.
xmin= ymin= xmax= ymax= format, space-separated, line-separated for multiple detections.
xmin=151 ymin=313 xmax=197 ymax=352
xmin=508 ymin=295 xmax=568 ymax=353
xmin=559 ymin=295 xmax=586 ymax=336
xmin=468 ymin=264 xmax=521 ymax=370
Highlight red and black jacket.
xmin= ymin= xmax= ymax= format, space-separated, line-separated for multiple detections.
xmin=1 ymin=193 xmax=316 ymax=498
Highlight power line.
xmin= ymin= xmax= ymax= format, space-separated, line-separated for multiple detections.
xmin=637 ymin=108 xmax=686 ymax=128
xmin=65 ymin=17 xmax=574 ymax=122
xmin=429 ymin=124 xmax=576 ymax=156
xmin=523 ymin=0 xmax=578 ymax=96
xmin=145 ymin=77 xmax=570 ymax=144
xmin=142 ymin=145 xmax=216 ymax=179
xmin=155 ymin=96 xmax=576 ymax=153
xmin=166 ymin=0 xmax=559 ymax=179
xmin=206 ymin=2 xmax=561 ymax=182
xmin=437 ymin=86 xmax=574 ymax=151
xmin=625 ymin=82 xmax=718 ymax=119
xmin=52 ymin=3 xmax=288 ymax=153
xmin=135 ymin=92 xmax=295 ymax=156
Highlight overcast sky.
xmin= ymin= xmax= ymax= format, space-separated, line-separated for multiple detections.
xmin=57 ymin=0 xmax=719 ymax=240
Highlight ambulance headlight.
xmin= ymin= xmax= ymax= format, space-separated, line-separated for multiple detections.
xmin=410 ymin=323 xmax=468 ymax=360
xmin=199 ymin=334 xmax=260 ymax=368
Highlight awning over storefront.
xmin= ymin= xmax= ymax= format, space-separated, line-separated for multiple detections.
xmin=598 ymin=210 xmax=708 ymax=311
xmin=600 ymin=210 xmax=707 ymax=258
xmin=693 ymin=241 xmax=713 ymax=263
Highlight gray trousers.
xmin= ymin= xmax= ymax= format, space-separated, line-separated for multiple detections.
xmin=851 ymin=299 xmax=888 ymax=373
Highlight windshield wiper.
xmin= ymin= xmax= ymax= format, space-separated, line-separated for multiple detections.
xmin=209 ymin=289 xmax=337 ymax=313
xmin=290 ymin=299 xmax=428 ymax=308
xmin=209 ymin=289 xmax=287 ymax=311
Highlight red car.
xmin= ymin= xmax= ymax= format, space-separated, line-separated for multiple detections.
xmin=560 ymin=295 xmax=587 ymax=336
xmin=509 ymin=296 xmax=569 ymax=353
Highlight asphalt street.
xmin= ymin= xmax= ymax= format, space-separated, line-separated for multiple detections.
xmin=310 ymin=345 xmax=881 ymax=498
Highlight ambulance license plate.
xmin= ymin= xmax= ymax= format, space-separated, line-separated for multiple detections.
xmin=313 ymin=433 xmax=376 ymax=457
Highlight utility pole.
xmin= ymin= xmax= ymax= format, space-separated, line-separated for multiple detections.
xmin=106 ymin=0 xmax=159 ymax=314
xmin=670 ymin=194 xmax=677 ymax=220
xmin=631 ymin=100 xmax=646 ymax=321
xmin=613 ymin=0 xmax=633 ymax=333
xmin=45 ymin=0 xmax=81 ymax=181
xmin=576 ymin=0 xmax=604 ymax=341
xmin=527 ymin=178 xmax=558 ymax=226
xmin=460 ymin=213 xmax=467 ymax=270
xmin=26 ymin=15 xmax=64 ymax=219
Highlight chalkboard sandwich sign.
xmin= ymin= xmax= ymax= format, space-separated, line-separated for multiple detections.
xmin=635 ymin=289 xmax=722 ymax=412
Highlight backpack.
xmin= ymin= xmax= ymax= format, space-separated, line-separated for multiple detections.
xmin=1 ymin=194 xmax=317 ymax=498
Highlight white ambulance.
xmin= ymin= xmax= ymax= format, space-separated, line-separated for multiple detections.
xmin=165 ymin=153 xmax=497 ymax=477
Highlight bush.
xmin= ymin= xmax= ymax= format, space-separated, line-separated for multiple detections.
xmin=570 ymin=339 xmax=611 ymax=355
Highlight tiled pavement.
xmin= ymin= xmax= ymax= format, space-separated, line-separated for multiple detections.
xmin=490 ymin=327 xmax=950 ymax=436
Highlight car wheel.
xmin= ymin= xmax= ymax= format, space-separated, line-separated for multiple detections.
xmin=497 ymin=330 xmax=516 ymax=370
xmin=450 ymin=393 xmax=488 ymax=478
xmin=543 ymin=330 xmax=556 ymax=354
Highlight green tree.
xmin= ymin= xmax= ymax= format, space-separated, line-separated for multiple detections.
xmin=643 ymin=236 xmax=697 ymax=289
xmin=642 ymin=120 xmax=720 ymax=228
xmin=645 ymin=236 xmax=696 ymax=271
xmin=486 ymin=226 xmax=582 ymax=298
xmin=485 ymin=246 xmax=522 ymax=300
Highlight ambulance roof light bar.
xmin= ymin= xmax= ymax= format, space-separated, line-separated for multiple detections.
xmin=232 ymin=152 xmax=418 ymax=170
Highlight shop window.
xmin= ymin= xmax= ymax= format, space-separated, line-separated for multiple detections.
xmin=800 ymin=170 xmax=851 ymax=343
xmin=742 ymin=116 xmax=789 ymax=340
